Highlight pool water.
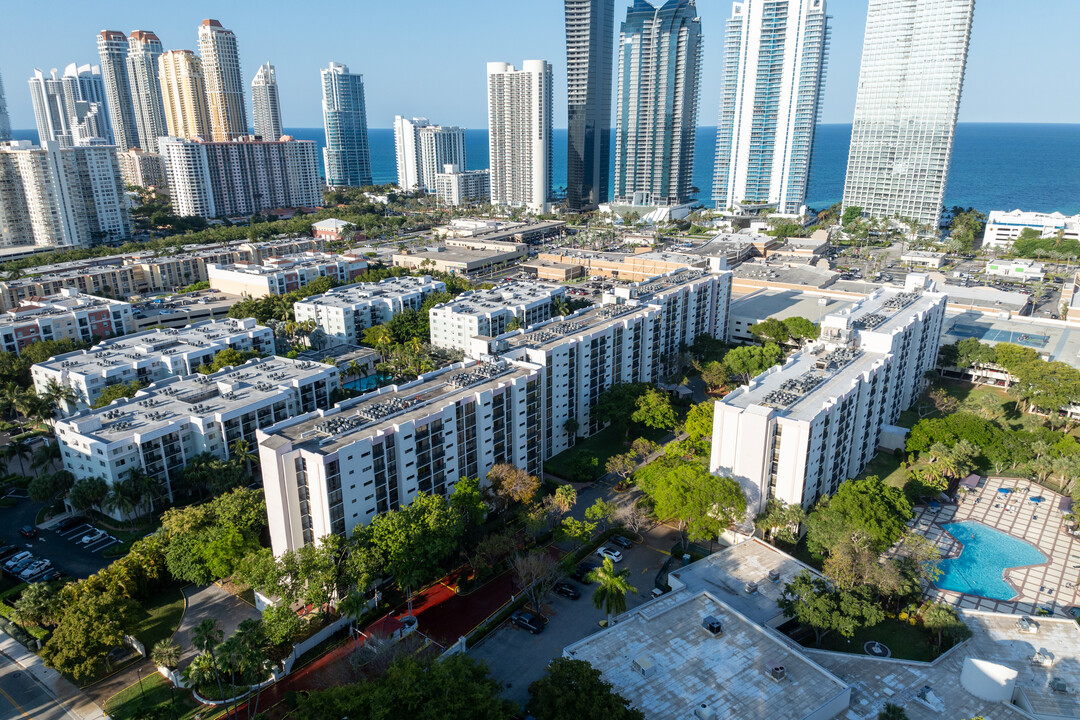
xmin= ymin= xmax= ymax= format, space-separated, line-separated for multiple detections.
xmin=344 ymin=375 xmax=384 ymax=393
xmin=936 ymin=521 xmax=1047 ymax=600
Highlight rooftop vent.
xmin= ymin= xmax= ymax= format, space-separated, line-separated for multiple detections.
xmin=1051 ymin=678 xmax=1070 ymax=694
xmin=1032 ymin=651 xmax=1053 ymax=667
xmin=693 ymin=703 xmax=716 ymax=720
xmin=766 ymin=663 xmax=786 ymax=682
xmin=767 ymin=569 xmax=781 ymax=583
xmin=631 ymin=655 xmax=656 ymax=679
xmin=701 ymin=615 xmax=723 ymax=637
xmin=1017 ymin=616 xmax=1039 ymax=634
xmin=744 ymin=581 xmax=758 ymax=594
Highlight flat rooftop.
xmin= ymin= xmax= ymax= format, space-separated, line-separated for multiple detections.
xmin=500 ymin=304 xmax=648 ymax=352
xmin=1 ymin=293 xmax=126 ymax=324
xmin=267 ymin=361 xmax=535 ymax=453
xmin=295 ymin=276 xmax=443 ymax=309
xmin=395 ymin=247 xmax=520 ymax=265
xmin=625 ymin=268 xmax=712 ymax=299
xmin=298 ymin=343 xmax=378 ymax=366
xmin=729 ymin=289 xmax=855 ymax=323
xmin=60 ymin=356 xmax=333 ymax=444
xmin=563 ymin=591 xmax=849 ymax=720
xmin=433 ymin=282 xmax=562 ymax=316
xmin=943 ymin=285 xmax=1030 ymax=313
xmin=942 ymin=312 xmax=1080 ymax=366
xmin=732 ymin=262 xmax=838 ymax=289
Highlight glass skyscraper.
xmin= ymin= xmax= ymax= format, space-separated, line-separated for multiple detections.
xmin=321 ymin=62 xmax=372 ymax=188
xmin=564 ymin=0 xmax=614 ymax=211
xmin=712 ymin=0 xmax=829 ymax=215
xmin=842 ymin=0 xmax=974 ymax=229
xmin=252 ymin=63 xmax=284 ymax=142
xmin=97 ymin=30 xmax=139 ymax=150
xmin=613 ymin=0 xmax=702 ymax=208
xmin=0 ymin=69 xmax=10 ymax=142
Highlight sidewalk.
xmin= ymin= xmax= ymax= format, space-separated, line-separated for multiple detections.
xmin=0 ymin=632 xmax=105 ymax=720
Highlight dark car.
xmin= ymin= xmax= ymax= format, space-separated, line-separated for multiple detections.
xmin=571 ymin=562 xmax=598 ymax=583
xmin=510 ymin=611 xmax=546 ymax=634
xmin=54 ymin=517 xmax=85 ymax=534
xmin=610 ymin=535 xmax=633 ymax=549
xmin=18 ymin=525 xmax=37 ymax=539
xmin=0 ymin=545 xmax=17 ymax=561
xmin=552 ymin=581 xmax=580 ymax=600
xmin=36 ymin=569 xmax=63 ymax=583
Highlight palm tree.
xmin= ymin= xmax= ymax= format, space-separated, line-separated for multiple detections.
xmin=346 ymin=359 xmax=362 ymax=382
xmin=151 ymin=638 xmax=181 ymax=669
xmin=586 ymin=558 xmax=637 ymax=628
xmin=337 ymin=591 xmax=368 ymax=637
xmin=230 ymin=438 xmax=258 ymax=480
xmin=0 ymin=381 xmax=26 ymax=420
xmin=30 ymin=441 xmax=60 ymax=474
xmin=5 ymin=437 xmax=32 ymax=476
xmin=191 ymin=619 xmax=230 ymax=717
xmin=877 ymin=703 xmax=908 ymax=720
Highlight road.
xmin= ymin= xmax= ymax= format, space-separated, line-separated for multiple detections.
xmin=0 ymin=652 xmax=73 ymax=720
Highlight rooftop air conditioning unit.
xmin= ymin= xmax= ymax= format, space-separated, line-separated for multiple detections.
xmin=744 ymin=581 xmax=758 ymax=594
xmin=701 ymin=615 xmax=723 ymax=637
xmin=767 ymin=664 xmax=786 ymax=682
xmin=631 ymin=655 xmax=656 ymax=679
xmin=693 ymin=703 xmax=716 ymax=720
xmin=1051 ymin=678 xmax=1070 ymax=694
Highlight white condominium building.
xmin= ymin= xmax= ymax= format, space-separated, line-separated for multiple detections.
xmin=984 ymin=210 xmax=1080 ymax=250
xmin=206 ymin=253 xmax=368 ymax=298
xmin=117 ymin=148 xmax=167 ymax=190
xmin=97 ymin=30 xmax=138 ymax=151
xmin=0 ymin=140 xmax=130 ymax=249
xmin=32 ymin=317 xmax=275 ymax=411
xmin=294 ymin=275 xmax=447 ymax=345
xmin=613 ymin=0 xmax=702 ymax=208
xmin=252 ymin=63 xmax=283 ymax=141
xmin=486 ymin=60 xmax=553 ymax=214
xmin=434 ymin=165 xmax=490 ymax=207
xmin=158 ymin=50 xmax=212 ymax=141
xmin=126 ymin=31 xmax=168 ymax=153
xmin=393 ymin=117 xmax=466 ymax=193
xmin=54 ymin=356 xmax=339 ymax=517
xmin=710 ymin=275 xmax=946 ymax=514
xmin=841 ymin=0 xmax=974 ymax=229
xmin=158 ymin=136 xmax=321 ymax=218
xmin=29 ymin=65 xmax=111 ymax=148
xmin=712 ymin=0 xmax=829 ymax=215
xmin=259 ymin=359 xmax=541 ymax=553
xmin=198 ymin=19 xmax=248 ymax=142
xmin=393 ymin=116 xmax=427 ymax=192
xmin=428 ymin=281 xmax=566 ymax=353
xmin=0 ymin=289 xmax=132 ymax=356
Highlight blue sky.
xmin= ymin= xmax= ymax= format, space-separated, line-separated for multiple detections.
xmin=2 ymin=0 xmax=1077 ymax=130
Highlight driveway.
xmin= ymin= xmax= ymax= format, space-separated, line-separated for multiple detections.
xmin=469 ymin=539 xmax=668 ymax=708
xmin=173 ymin=585 xmax=260 ymax=668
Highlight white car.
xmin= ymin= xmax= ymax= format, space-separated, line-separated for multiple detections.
xmin=4 ymin=551 xmax=32 ymax=570
xmin=595 ymin=546 xmax=623 ymax=563
xmin=79 ymin=529 xmax=107 ymax=545
xmin=19 ymin=559 xmax=50 ymax=578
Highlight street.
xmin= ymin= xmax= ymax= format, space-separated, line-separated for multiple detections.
xmin=0 ymin=652 xmax=72 ymax=720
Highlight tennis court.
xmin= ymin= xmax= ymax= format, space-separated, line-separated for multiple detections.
xmin=951 ymin=323 xmax=1050 ymax=348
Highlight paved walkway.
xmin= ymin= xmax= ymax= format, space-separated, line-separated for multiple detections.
xmin=917 ymin=475 xmax=1080 ymax=616
xmin=0 ymin=632 xmax=105 ymax=720
xmin=174 ymin=585 xmax=260 ymax=669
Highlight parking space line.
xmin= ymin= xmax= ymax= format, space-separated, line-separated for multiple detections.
xmin=92 ymin=539 xmax=119 ymax=553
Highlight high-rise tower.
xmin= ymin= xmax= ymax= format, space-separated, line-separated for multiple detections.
xmin=487 ymin=60 xmax=553 ymax=214
xmin=321 ymin=62 xmax=371 ymax=188
xmin=97 ymin=30 xmax=138 ymax=150
xmin=564 ymin=0 xmax=614 ymax=211
xmin=841 ymin=0 xmax=974 ymax=229
xmin=0 ymin=69 xmax=10 ymax=142
xmin=198 ymin=19 xmax=248 ymax=141
xmin=30 ymin=66 xmax=110 ymax=147
xmin=126 ymin=31 xmax=168 ymax=152
xmin=28 ymin=69 xmax=72 ymax=146
xmin=393 ymin=117 xmax=466 ymax=194
xmin=158 ymin=50 xmax=211 ymax=141
xmin=613 ymin=0 xmax=702 ymax=208
xmin=252 ymin=63 xmax=283 ymax=141
xmin=712 ymin=0 xmax=829 ymax=215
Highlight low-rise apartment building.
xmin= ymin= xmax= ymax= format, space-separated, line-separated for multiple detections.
xmin=434 ymin=165 xmax=491 ymax=206
xmin=985 ymin=258 xmax=1045 ymax=283
xmin=0 ymin=289 xmax=132 ymax=354
xmin=428 ymin=282 xmax=566 ymax=353
xmin=710 ymin=276 xmax=946 ymax=515
xmin=294 ymin=275 xmax=447 ymax=345
xmin=984 ymin=209 xmax=1080 ymax=250
xmin=259 ymin=360 xmax=540 ymax=553
xmin=207 ymin=253 xmax=369 ymax=298
xmin=32 ymin=317 xmax=274 ymax=410
xmin=54 ymin=356 xmax=339 ymax=516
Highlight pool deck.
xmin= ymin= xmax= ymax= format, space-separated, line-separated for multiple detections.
xmin=916 ymin=475 xmax=1080 ymax=618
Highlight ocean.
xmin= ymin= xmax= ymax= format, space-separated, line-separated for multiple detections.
xmin=16 ymin=123 xmax=1078 ymax=216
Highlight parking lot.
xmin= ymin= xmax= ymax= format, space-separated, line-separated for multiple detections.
xmin=0 ymin=495 xmax=113 ymax=582
xmin=469 ymin=539 xmax=669 ymax=708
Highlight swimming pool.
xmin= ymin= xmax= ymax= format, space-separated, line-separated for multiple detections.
xmin=936 ymin=521 xmax=1047 ymax=600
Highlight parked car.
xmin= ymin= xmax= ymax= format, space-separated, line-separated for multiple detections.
xmin=510 ymin=611 xmax=546 ymax=634
xmin=18 ymin=525 xmax=37 ymax=539
xmin=54 ymin=517 xmax=85 ymax=533
xmin=610 ymin=535 xmax=633 ymax=549
xmin=0 ymin=545 xmax=17 ymax=561
xmin=552 ymin=581 xmax=581 ymax=600
xmin=596 ymin=546 xmax=623 ymax=563
xmin=571 ymin=562 xmax=598 ymax=582
xmin=9 ymin=556 xmax=37 ymax=575
xmin=19 ymin=559 xmax=50 ymax=578
xmin=4 ymin=551 xmax=32 ymax=570
xmin=36 ymin=569 xmax=63 ymax=583
xmin=79 ymin=529 xmax=108 ymax=545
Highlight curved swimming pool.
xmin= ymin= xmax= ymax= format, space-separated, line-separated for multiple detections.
xmin=936 ymin=521 xmax=1047 ymax=600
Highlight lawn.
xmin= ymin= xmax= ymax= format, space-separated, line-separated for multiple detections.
xmin=130 ymin=584 xmax=186 ymax=652
xmin=805 ymin=618 xmax=944 ymax=662
xmin=855 ymin=451 xmax=907 ymax=489
xmin=103 ymin=671 xmax=203 ymax=720
xmin=543 ymin=423 xmax=670 ymax=481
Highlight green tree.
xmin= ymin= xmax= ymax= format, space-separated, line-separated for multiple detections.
xmin=68 ymin=476 xmax=109 ymax=513
xmin=526 ymin=658 xmax=645 ymax=720
xmin=594 ymin=383 xmax=650 ymax=437
xmin=805 ymin=476 xmax=913 ymax=558
xmin=754 ymin=498 xmax=806 ymax=544
xmin=723 ymin=343 xmax=783 ymax=385
xmin=782 ymin=316 xmax=820 ymax=342
xmin=450 ymin=476 xmax=487 ymax=544
xmin=584 ymin=497 xmax=619 ymax=533
xmin=91 ymin=380 xmax=143 ymax=408
xmin=631 ymin=387 xmax=676 ymax=431
xmin=842 ymin=206 xmax=863 ymax=226
xmin=921 ymin=602 xmax=972 ymax=648
xmin=636 ymin=459 xmax=746 ymax=550
xmin=556 ymin=516 xmax=597 ymax=549
xmin=12 ymin=581 xmax=63 ymax=627
xmin=699 ymin=360 xmax=728 ymax=391
xmin=587 ymin=557 xmax=637 ymax=627
xmin=27 ymin=470 xmax=74 ymax=502
xmin=150 ymin=638 xmax=181 ymax=669
xmin=683 ymin=401 xmax=714 ymax=442
xmin=777 ymin=570 xmax=884 ymax=646
xmin=41 ymin=591 xmax=138 ymax=680
xmin=749 ymin=317 xmax=789 ymax=345
xmin=878 ymin=703 xmax=909 ymax=720
xmin=198 ymin=347 xmax=260 ymax=374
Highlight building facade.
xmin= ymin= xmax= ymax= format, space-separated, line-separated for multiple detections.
xmin=259 ymin=360 xmax=541 ymax=553
xmin=126 ymin=31 xmax=168 ymax=153
xmin=28 ymin=68 xmax=73 ymax=146
xmin=158 ymin=50 xmax=211 ymax=141
xmin=841 ymin=0 xmax=975 ymax=229
xmin=206 ymin=253 xmax=368 ymax=297
xmin=321 ymin=62 xmax=372 ymax=188
xmin=158 ymin=136 xmax=321 ymax=218
xmin=0 ymin=69 xmax=10 ymax=142
xmin=117 ymin=149 xmax=167 ymax=189
xmin=295 ymin=275 xmax=447 ymax=345
xmin=487 ymin=60 xmax=553 ymax=214
xmin=565 ymin=0 xmax=614 ymax=211
xmin=614 ymin=0 xmax=702 ymax=208
xmin=429 ymin=281 xmax=566 ymax=353
xmin=712 ymin=0 xmax=829 ymax=215
xmin=0 ymin=289 xmax=132 ymax=355
xmin=0 ymin=140 xmax=130 ymax=249
xmin=392 ymin=117 xmax=467 ymax=194
xmin=434 ymin=165 xmax=490 ymax=206
xmin=197 ymin=19 xmax=248 ymax=142
xmin=252 ymin=63 xmax=283 ymax=141
xmin=710 ymin=276 xmax=946 ymax=514
xmin=984 ymin=210 xmax=1080 ymax=250
xmin=393 ymin=116 xmax=426 ymax=193
xmin=97 ymin=30 xmax=138 ymax=151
